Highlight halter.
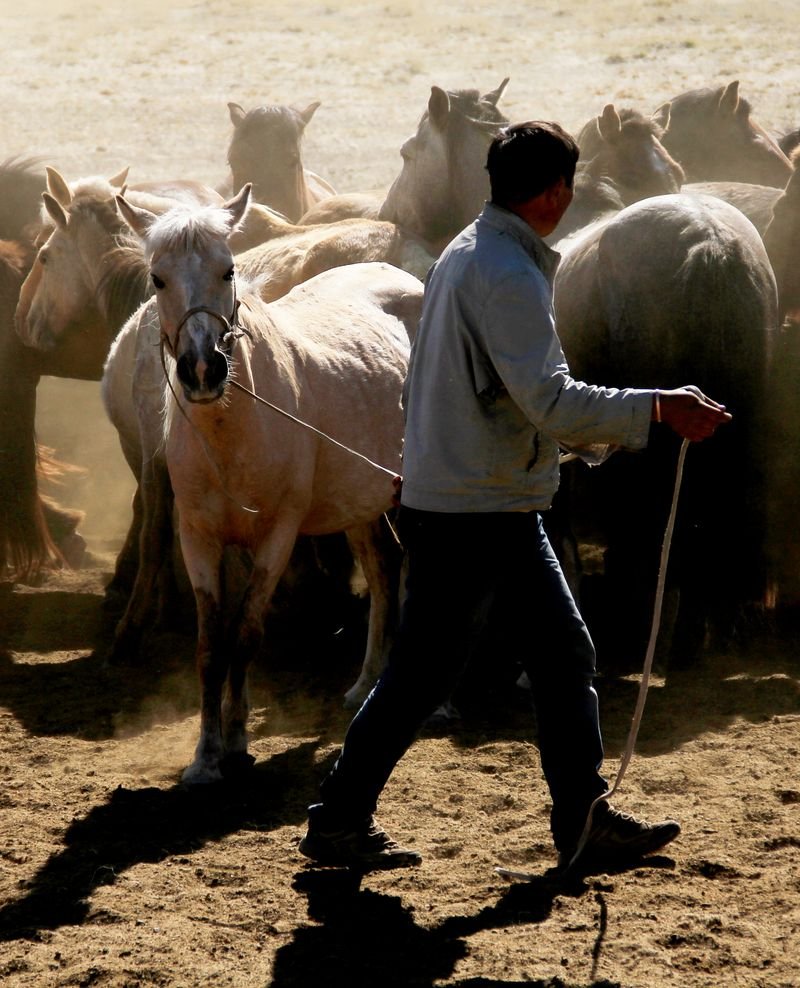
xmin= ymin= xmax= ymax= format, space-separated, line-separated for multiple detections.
xmin=159 ymin=279 xmax=250 ymax=360
xmin=158 ymin=278 xmax=259 ymax=513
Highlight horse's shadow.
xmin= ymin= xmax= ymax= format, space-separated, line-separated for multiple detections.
xmin=271 ymin=855 xmax=673 ymax=988
xmin=0 ymin=742 xmax=319 ymax=942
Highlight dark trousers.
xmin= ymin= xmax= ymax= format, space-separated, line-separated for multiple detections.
xmin=319 ymin=507 xmax=608 ymax=852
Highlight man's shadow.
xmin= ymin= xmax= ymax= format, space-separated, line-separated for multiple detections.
xmin=271 ymin=854 xmax=673 ymax=987
xmin=0 ymin=741 xmax=319 ymax=941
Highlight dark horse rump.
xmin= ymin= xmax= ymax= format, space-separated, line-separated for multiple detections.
xmin=551 ymin=192 xmax=779 ymax=669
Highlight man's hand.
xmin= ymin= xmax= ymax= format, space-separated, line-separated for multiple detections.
xmin=655 ymin=386 xmax=732 ymax=441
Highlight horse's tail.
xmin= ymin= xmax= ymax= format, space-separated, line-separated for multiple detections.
xmin=0 ymin=441 xmax=66 ymax=582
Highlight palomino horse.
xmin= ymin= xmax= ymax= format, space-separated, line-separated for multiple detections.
xmin=653 ymin=81 xmax=793 ymax=186
xmin=552 ymin=193 xmax=779 ymax=668
xmin=115 ymin=187 xmax=423 ymax=783
xmin=226 ymin=101 xmax=336 ymax=221
xmin=299 ymin=80 xmax=510 ymax=255
xmin=100 ymin=200 xmax=430 ymax=660
xmin=548 ymin=104 xmax=685 ymax=243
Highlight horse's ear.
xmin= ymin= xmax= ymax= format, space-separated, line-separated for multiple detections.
xmin=652 ymin=101 xmax=671 ymax=130
xmin=222 ymin=183 xmax=252 ymax=232
xmin=783 ymin=158 xmax=800 ymax=197
xmin=718 ymin=80 xmax=740 ymax=116
xmin=298 ymin=101 xmax=321 ymax=127
xmin=428 ymin=86 xmax=451 ymax=131
xmin=42 ymin=192 xmax=68 ymax=230
xmin=115 ymin=194 xmax=158 ymax=240
xmin=228 ymin=102 xmax=247 ymax=128
xmin=108 ymin=167 xmax=130 ymax=188
xmin=598 ymin=104 xmax=622 ymax=143
xmin=483 ymin=77 xmax=510 ymax=107
xmin=45 ymin=167 xmax=72 ymax=208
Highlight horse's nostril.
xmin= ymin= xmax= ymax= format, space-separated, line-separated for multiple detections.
xmin=176 ymin=353 xmax=201 ymax=393
xmin=206 ymin=349 xmax=229 ymax=391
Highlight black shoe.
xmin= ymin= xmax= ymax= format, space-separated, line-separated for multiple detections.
xmin=559 ymin=803 xmax=680 ymax=871
xmin=299 ymin=814 xmax=422 ymax=871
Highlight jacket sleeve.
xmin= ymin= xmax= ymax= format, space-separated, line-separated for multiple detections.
xmin=479 ymin=269 xmax=653 ymax=450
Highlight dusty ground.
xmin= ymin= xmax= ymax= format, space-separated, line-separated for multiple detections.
xmin=2 ymin=1 xmax=800 ymax=985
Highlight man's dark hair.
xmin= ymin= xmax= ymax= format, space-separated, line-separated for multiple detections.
xmin=486 ymin=121 xmax=580 ymax=206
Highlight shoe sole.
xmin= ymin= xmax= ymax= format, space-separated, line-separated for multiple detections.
xmin=299 ymin=837 xmax=422 ymax=871
xmin=560 ymin=823 xmax=680 ymax=871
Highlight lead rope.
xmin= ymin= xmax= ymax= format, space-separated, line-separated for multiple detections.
xmin=563 ymin=436 xmax=691 ymax=874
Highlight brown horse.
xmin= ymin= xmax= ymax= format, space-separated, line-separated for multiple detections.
xmin=654 ymin=80 xmax=793 ymax=186
xmin=0 ymin=158 xmax=88 ymax=581
xmin=682 ymin=164 xmax=800 ymax=327
xmin=225 ymin=101 xmax=336 ymax=221
xmin=11 ymin=169 xmax=224 ymax=588
xmin=551 ymin=104 xmax=685 ymax=242
xmin=299 ymin=80 xmax=510 ymax=255
xmin=553 ymin=193 xmax=779 ymax=669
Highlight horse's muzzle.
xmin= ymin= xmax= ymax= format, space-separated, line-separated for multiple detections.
xmin=177 ymin=348 xmax=230 ymax=403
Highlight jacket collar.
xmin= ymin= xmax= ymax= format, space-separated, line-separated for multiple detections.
xmin=478 ymin=201 xmax=561 ymax=284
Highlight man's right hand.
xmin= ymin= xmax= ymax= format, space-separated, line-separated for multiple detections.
xmin=655 ymin=386 xmax=732 ymax=442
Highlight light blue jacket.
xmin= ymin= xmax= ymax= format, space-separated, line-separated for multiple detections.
xmin=400 ymin=202 xmax=654 ymax=513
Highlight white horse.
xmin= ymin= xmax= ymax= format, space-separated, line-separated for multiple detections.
xmin=115 ymin=186 xmax=423 ymax=783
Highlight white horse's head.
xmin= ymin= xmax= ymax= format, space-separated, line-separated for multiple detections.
xmin=117 ymin=185 xmax=251 ymax=403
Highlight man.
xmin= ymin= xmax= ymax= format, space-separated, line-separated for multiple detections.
xmin=299 ymin=121 xmax=732 ymax=872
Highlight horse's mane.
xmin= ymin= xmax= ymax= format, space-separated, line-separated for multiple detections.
xmin=227 ymin=105 xmax=306 ymax=165
xmin=444 ymin=88 xmax=508 ymax=134
xmin=578 ymin=107 xmax=665 ymax=158
xmin=145 ymin=205 xmax=238 ymax=260
xmin=616 ymin=107 xmax=665 ymax=139
xmin=0 ymin=156 xmax=46 ymax=242
xmin=573 ymin=170 xmax=625 ymax=212
xmin=97 ymin=235 xmax=154 ymax=333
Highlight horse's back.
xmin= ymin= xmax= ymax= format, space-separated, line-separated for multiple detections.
xmin=299 ymin=192 xmax=384 ymax=225
xmin=558 ymin=193 xmax=777 ymax=386
xmin=268 ymin=260 xmax=423 ymax=349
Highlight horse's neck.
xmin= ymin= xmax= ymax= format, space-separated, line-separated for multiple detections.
xmin=96 ymin=242 xmax=152 ymax=337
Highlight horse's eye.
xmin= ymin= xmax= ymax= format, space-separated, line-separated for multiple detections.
xmin=223 ymin=267 xmax=235 ymax=282
xmin=151 ymin=273 xmax=165 ymax=290
xmin=38 ymin=250 xmax=48 ymax=267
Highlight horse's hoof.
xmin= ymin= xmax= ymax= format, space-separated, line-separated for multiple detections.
xmin=220 ymin=752 xmax=256 ymax=779
xmin=424 ymin=701 xmax=461 ymax=728
xmin=58 ymin=532 xmax=87 ymax=569
xmin=181 ymin=762 xmax=224 ymax=785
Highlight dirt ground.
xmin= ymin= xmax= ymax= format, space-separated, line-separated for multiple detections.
xmin=2 ymin=1 xmax=800 ymax=985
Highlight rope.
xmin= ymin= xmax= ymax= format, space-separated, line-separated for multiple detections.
xmin=563 ymin=436 xmax=691 ymax=873
xmin=227 ymin=379 xmax=401 ymax=481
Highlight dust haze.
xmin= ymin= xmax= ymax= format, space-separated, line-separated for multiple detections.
xmin=3 ymin=2 xmax=800 ymax=987
xmin=20 ymin=0 xmax=798 ymax=545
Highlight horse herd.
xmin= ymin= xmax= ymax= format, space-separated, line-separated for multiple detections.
xmin=2 ymin=78 xmax=800 ymax=781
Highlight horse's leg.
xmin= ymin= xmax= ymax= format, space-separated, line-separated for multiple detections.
xmin=342 ymin=516 xmax=402 ymax=709
xmin=107 ymin=458 xmax=175 ymax=662
xmin=180 ymin=522 xmax=225 ymax=784
xmin=104 ymin=484 xmax=142 ymax=608
xmin=220 ymin=524 xmax=299 ymax=772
